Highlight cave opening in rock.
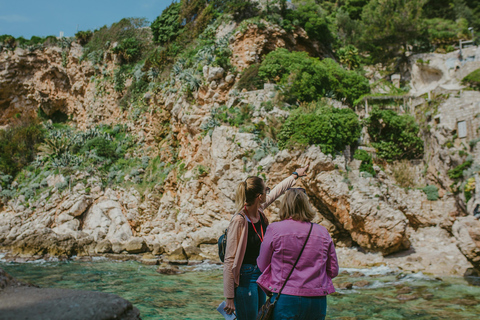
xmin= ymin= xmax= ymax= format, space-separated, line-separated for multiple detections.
xmin=38 ymin=107 xmax=69 ymax=123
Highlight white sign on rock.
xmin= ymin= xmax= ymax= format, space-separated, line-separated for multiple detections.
xmin=458 ymin=121 xmax=467 ymax=138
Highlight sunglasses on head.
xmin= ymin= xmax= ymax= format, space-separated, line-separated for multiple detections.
xmin=287 ymin=187 xmax=306 ymax=194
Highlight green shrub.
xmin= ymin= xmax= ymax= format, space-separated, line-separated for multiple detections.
xmin=353 ymin=149 xmax=376 ymax=176
xmin=112 ymin=37 xmax=142 ymax=64
xmin=337 ymin=45 xmax=361 ymax=70
xmin=462 ymin=69 xmax=480 ymax=90
xmin=0 ymin=34 xmax=16 ymax=47
xmin=75 ymin=30 xmax=93 ymax=45
xmin=285 ymin=2 xmax=334 ymax=48
xmin=83 ymin=18 xmax=151 ymax=63
xmin=151 ymin=2 xmax=182 ymax=45
xmin=448 ymin=160 xmax=473 ymax=181
xmin=0 ymin=118 xmax=45 ymax=178
xmin=365 ymin=107 xmax=424 ymax=161
xmin=278 ymin=106 xmax=361 ymax=154
xmin=258 ymin=49 xmax=370 ymax=105
xmin=236 ymin=64 xmax=263 ymax=91
xmin=80 ymin=137 xmax=118 ymax=159
xmin=422 ymin=185 xmax=439 ymax=201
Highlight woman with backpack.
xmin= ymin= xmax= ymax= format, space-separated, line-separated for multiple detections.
xmin=223 ymin=165 xmax=309 ymax=320
xmin=256 ymin=188 xmax=339 ymax=320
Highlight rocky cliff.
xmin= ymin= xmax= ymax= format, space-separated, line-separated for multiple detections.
xmin=1 ymin=21 xmax=480 ymax=277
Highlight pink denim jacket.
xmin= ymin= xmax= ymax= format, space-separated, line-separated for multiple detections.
xmin=257 ymin=219 xmax=339 ymax=297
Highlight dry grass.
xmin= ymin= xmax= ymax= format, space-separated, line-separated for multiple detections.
xmin=390 ymin=160 xmax=417 ymax=188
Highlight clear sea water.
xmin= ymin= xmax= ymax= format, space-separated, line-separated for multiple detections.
xmin=1 ymin=255 xmax=480 ymax=320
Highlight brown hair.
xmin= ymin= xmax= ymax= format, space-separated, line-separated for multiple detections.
xmin=278 ymin=189 xmax=315 ymax=222
xmin=235 ymin=176 xmax=265 ymax=213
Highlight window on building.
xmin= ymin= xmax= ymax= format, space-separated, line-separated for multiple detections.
xmin=458 ymin=121 xmax=467 ymax=138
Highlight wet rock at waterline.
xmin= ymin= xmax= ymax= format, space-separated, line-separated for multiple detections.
xmin=157 ymin=263 xmax=184 ymax=275
xmin=0 ymin=268 xmax=141 ymax=320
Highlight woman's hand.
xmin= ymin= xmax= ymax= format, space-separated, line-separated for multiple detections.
xmin=224 ymin=298 xmax=235 ymax=315
xmin=295 ymin=164 xmax=309 ymax=177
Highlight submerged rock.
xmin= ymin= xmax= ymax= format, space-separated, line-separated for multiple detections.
xmin=0 ymin=268 xmax=140 ymax=320
xmin=156 ymin=263 xmax=184 ymax=275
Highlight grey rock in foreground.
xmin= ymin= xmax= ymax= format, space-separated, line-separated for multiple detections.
xmin=0 ymin=268 xmax=140 ymax=320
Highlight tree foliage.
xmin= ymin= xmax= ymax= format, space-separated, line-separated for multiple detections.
xmin=286 ymin=1 xmax=335 ymax=47
xmin=75 ymin=30 xmax=93 ymax=45
xmin=278 ymin=106 xmax=361 ymax=154
xmin=151 ymin=2 xmax=182 ymax=45
xmin=0 ymin=117 xmax=45 ymax=178
xmin=365 ymin=107 xmax=424 ymax=161
xmin=259 ymin=48 xmax=370 ymax=105
xmin=360 ymin=0 xmax=426 ymax=60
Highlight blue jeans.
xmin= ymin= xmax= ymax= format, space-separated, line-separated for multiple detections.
xmin=234 ymin=264 xmax=266 ymax=320
xmin=271 ymin=293 xmax=327 ymax=320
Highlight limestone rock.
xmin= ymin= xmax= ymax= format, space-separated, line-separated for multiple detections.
xmin=125 ymin=238 xmax=148 ymax=254
xmin=156 ymin=263 xmax=183 ymax=275
xmin=0 ymin=284 xmax=140 ymax=320
xmin=68 ymin=196 xmax=91 ymax=217
xmin=203 ymin=66 xmax=224 ymax=82
xmin=453 ymin=216 xmax=480 ymax=271
xmin=183 ymin=246 xmax=203 ymax=261
xmin=95 ymin=239 xmax=112 ymax=254
xmin=165 ymin=247 xmax=187 ymax=261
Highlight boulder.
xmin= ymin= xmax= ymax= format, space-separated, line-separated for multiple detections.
xmin=156 ymin=263 xmax=183 ymax=275
xmin=277 ymin=146 xmax=410 ymax=255
xmin=140 ymin=253 xmax=160 ymax=266
xmin=203 ymin=66 xmax=225 ymax=82
xmin=95 ymin=239 xmax=112 ymax=254
xmin=165 ymin=247 xmax=187 ymax=261
xmin=125 ymin=238 xmax=148 ymax=254
xmin=69 ymin=196 xmax=91 ymax=217
xmin=0 ymin=283 xmax=140 ymax=320
xmin=183 ymin=246 xmax=203 ymax=261
xmin=452 ymin=216 xmax=480 ymax=271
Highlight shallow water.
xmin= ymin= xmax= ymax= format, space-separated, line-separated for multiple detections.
xmin=1 ymin=257 xmax=480 ymax=320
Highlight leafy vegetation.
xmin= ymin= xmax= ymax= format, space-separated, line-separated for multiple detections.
xmin=422 ymin=185 xmax=439 ymax=201
xmin=365 ymin=107 xmax=424 ymax=161
xmin=353 ymin=149 xmax=376 ymax=176
xmin=0 ymin=117 xmax=45 ymax=179
xmin=462 ymin=69 xmax=480 ymax=90
xmin=151 ymin=2 xmax=182 ymax=45
xmin=75 ymin=30 xmax=93 ymax=45
xmin=448 ymin=160 xmax=473 ymax=181
xmin=0 ymin=34 xmax=58 ymax=50
xmin=259 ymin=48 xmax=370 ymax=105
xmin=278 ymin=104 xmax=361 ymax=154
xmin=236 ymin=64 xmax=263 ymax=91
xmin=80 ymin=18 xmax=151 ymax=65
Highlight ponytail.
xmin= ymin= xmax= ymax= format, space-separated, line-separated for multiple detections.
xmin=235 ymin=181 xmax=247 ymax=213
xmin=234 ymin=176 xmax=265 ymax=213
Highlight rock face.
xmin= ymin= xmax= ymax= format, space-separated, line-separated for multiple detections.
xmin=453 ymin=216 xmax=480 ymax=271
xmin=0 ymin=268 xmax=141 ymax=320
xmin=0 ymin=25 xmax=479 ymax=277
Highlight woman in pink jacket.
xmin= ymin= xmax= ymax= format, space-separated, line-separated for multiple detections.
xmin=223 ymin=166 xmax=309 ymax=319
xmin=257 ymin=188 xmax=339 ymax=320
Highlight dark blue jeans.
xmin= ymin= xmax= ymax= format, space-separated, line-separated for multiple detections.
xmin=271 ymin=293 xmax=327 ymax=320
xmin=234 ymin=264 xmax=266 ymax=320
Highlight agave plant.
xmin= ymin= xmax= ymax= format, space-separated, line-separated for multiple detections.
xmin=178 ymin=69 xmax=202 ymax=92
xmin=38 ymin=135 xmax=71 ymax=157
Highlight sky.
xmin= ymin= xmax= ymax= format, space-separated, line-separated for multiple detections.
xmin=0 ymin=0 xmax=172 ymax=38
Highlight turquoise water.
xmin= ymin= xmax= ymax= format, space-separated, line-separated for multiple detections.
xmin=1 ymin=257 xmax=480 ymax=319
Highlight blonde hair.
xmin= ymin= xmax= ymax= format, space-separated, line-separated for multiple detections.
xmin=278 ymin=189 xmax=315 ymax=222
xmin=235 ymin=176 xmax=265 ymax=213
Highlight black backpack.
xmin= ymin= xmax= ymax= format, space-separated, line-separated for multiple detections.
xmin=218 ymin=213 xmax=245 ymax=262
